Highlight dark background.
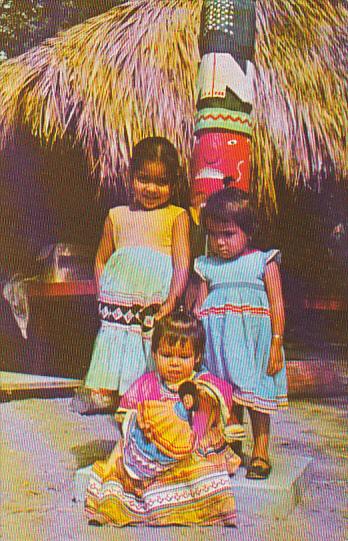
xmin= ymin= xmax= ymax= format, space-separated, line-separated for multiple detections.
xmin=0 ymin=0 xmax=347 ymax=376
xmin=0 ymin=127 xmax=347 ymax=379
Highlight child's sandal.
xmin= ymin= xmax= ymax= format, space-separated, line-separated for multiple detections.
xmin=246 ymin=457 xmax=271 ymax=480
xmin=88 ymin=519 xmax=103 ymax=527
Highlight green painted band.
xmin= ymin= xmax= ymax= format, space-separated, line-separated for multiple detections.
xmin=194 ymin=108 xmax=253 ymax=136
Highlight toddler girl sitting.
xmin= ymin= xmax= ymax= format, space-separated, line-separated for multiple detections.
xmin=86 ymin=311 xmax=243 ymax=527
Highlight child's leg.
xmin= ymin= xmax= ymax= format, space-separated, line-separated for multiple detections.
xmin=229 ymin=403 xmax=244 ymax=458
xmin=230 ymin=402 xmax=244 ymax=425
xmin=247 ymin=408 xmax=270 ymax=463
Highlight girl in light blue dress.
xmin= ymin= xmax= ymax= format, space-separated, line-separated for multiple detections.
xmin=193 ymin=188 xmax=288 ymax=479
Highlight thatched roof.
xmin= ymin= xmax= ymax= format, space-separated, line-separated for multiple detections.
xmin=0 ymin=0 xmax=346 ymax=207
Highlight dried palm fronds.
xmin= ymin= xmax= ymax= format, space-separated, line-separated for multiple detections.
xmin=253 ymin=0 xmax=347 ymax=206
xmin=0 ymin=0 xmax=346 ymax=207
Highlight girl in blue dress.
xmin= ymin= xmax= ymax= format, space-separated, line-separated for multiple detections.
xmin=193 ymin=188 xmax=288 ymax=479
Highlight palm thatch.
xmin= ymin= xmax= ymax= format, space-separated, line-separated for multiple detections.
xmin=0 ymin=0 xmax=346 ymax=207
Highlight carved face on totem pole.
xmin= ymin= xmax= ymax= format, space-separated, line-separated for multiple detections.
xmin=190 ymin=131 xmax=251 ymax=207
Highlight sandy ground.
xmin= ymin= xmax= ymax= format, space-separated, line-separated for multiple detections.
xmin=1 ymin=395 xmax=347 ymax=541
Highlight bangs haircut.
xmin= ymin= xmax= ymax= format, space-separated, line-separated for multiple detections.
xmin=201 ymin=188 xmax=257 ymax=238
xmin=151 ymin=311 xmax=205 ymax=364
xmin=163 ymin=333 xmax=191 ymax=351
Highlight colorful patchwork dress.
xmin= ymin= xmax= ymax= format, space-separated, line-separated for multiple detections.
xmin=85 ymin=369 xmax=241 ymax=526
xmin=195 ymin=250 xmax=288 ymax=413
xmin=85 ymin=205 xmax=185 ymax=395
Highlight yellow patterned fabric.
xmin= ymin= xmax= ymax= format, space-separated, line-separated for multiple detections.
xmin=137 ymin=401 xmax=195 ymax=459
xmin=108 ymin=205 xmax=185 ymax=256
xmin=85 ymin=372 xmax=240 ymax=526
xmin=86 ymin=449 xmax=237 ymax=526
xmin=85 ymin=371 xmax=240 ymax=527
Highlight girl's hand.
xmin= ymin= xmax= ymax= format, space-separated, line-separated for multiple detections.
xmin=267 ymin=340 xmax=284 ymax=376
xmin=154 ymin=298 xmax=176 ymax=320
xmin=142 ymin=421 xmax=153 ymax=439
xmin=192 ymin=305 xmax=201 ymax=319
xmin=137 ymin=411 xmax=153 ymax=438
xmin=264 ymin=260 xmax=285 ymax=376
xmin=192 ymin=279 xmax=208 ymax=318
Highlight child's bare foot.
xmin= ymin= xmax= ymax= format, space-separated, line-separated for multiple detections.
xmin=114 ymin=458 xmax=151 ymax=497
xmin=70 ymin=387 xmax=118 ymax=415
xmin=91 ymin=390 xmax=113 ymax=409
xmin=121 ymin=473 xmax=151 ymax=498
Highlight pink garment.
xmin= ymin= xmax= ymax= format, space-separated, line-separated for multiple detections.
xmin=120 ymin=370 xmax=235 ymax=450
xmin=120 ymin=370 xmax=234 ymax=412
xmin=190 ymin=396 xmax=212 ymax=443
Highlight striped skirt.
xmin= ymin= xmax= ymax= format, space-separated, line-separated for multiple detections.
xmin=85 ymin=246 xmax=172 ymax=395
xmin=85 ymin=445 xmax=237 ymax=527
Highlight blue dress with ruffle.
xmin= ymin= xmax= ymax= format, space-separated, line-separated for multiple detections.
xmin=195 ymin=250 xmax=288 ymax=413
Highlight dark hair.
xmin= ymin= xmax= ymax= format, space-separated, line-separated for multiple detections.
xmin=129 ymin=137 xmax=180 ymax=187
xmin=201 ymin=187 xmax=257 ymax=238
xmin=178 ymin=381 xmax=199 ymax=411
xmin=151 ymin=310 xmax=205 ymax=367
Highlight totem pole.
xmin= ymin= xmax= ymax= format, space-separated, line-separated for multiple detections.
xmin=191 ymin=0 xmax=256 ymax=209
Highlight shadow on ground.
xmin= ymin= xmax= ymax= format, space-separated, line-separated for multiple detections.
xmin=71 ymin=439 xmax=115 ymax=469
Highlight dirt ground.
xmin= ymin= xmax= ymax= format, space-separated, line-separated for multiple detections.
xmin=1 ymin=395 xmax=347 ymax=541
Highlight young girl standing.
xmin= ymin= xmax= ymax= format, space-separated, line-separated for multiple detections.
xmin=83 ymin=137 xmax=190 ymax=409
xmin=193 ymin=188 xmax=288 ymax=479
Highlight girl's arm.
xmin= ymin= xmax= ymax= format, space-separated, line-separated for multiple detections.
xmin=155 ymin=211 xmax=190 ymax=319
xmin=264 ymin=261 xmax=285 ymax=376
xmin=94 ymin=215 xmax=115 ymax=294
xmin=192 ymin=278 xmax=208 ymax=317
